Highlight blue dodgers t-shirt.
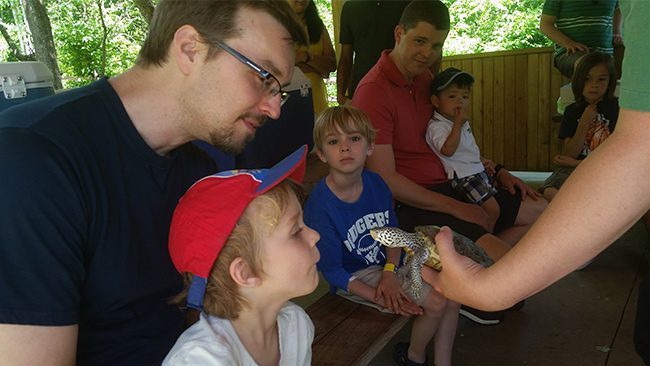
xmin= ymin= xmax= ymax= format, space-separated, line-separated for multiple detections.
xmin=304 ymin=170 xmax=398 ymax=291
xmin=0 ymin=79 xmax=215 ymax=365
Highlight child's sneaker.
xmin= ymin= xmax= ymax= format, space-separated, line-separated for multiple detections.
xmin=393 ymin=342 xmax=428 ymax=366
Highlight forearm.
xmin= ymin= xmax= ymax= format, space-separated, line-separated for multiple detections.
xmin=336 ymin=45 xmax=353 ymax=103
xmin=539 ymin=16 xmax=574 ymax=48
xmin=347 ymin=278 xmax=380 ymax=304
xmin=303 ymin=53 xmax=336 ymax=78
xmin=385 ymin=247 xmax=401 ymax=267
xmin=304 ymin=30 xmax=337 ymax=78
xmin=613 ymin=7 xmax=623 ymax=36
xmin=440 ymin=128 xmax=461 ymax=156
xmin=366 ymin=146 xmax=466 ymax=216
xmin=472 ymin=109 xmax=650 ymax=309
xmin=563 ymin=123 xmax=591 ymax=158
xmin=0 ymin=324 xmax=78 ymax=366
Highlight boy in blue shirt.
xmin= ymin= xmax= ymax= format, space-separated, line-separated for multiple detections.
xmin=304 ymin=106 xmax=458 ymax=366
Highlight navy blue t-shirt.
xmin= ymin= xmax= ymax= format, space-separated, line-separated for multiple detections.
xmin=0 ymin=79 xmax=216 ymax=365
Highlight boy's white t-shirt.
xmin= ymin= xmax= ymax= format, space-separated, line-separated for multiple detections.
xmin=425 ymin=111 xmax=485 ymax=180
xmin=162 ymin=302 xmax=314 ymax=366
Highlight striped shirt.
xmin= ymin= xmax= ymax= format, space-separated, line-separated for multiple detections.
xmin=542 ymin=0 xmax=618 ymax=57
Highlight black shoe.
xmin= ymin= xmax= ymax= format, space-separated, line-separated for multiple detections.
xmin=393 ymin=342 xmax=428 ymax=366
xmin=459 ymin=305 xmax=503 ymax=325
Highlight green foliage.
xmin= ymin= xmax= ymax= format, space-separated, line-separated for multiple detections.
xmin=314 ymin=0 xmax=336 ymax=105
xmin=48 ymin=0 xmax=148 ymax=87
xmin=0 ymin=0 xmax=33 ymax=61
xmin=2 ymin=0 xmax=552 ymax=93
xmin=444 ymin=0 xmax=552 ymax=55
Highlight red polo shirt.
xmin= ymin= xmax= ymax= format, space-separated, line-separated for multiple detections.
xmin=352 ymin=51 xmax=447 ymax=186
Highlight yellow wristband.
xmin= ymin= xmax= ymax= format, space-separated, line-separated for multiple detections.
xmin=383 ymin=263 xmax=397 ymax=273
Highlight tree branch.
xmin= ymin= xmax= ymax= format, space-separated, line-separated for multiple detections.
xmin=0 ymin=22 xmax=34 ymax=61
xmin=96 ymin=0 xmax=108 ymax=77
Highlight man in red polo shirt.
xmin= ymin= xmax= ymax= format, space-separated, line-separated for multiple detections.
xmin=353 ymin=0 xmax=547 ymax=324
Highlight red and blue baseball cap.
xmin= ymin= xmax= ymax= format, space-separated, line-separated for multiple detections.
xmin=168 ymin=145 xmax=308 ymax=310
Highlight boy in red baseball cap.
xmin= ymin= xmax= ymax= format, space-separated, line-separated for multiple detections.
xmin=163 ymin=145 xmax=321 ymax=365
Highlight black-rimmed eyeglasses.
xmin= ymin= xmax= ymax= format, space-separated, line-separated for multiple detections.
xmin=214 ymin=40 xmax=290 ymax=107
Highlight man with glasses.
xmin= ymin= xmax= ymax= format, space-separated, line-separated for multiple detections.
xmin=0 ymin=1 xmax=305 ymax=365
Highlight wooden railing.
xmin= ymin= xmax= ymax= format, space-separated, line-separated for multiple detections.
xmin=441 ymin=47 xmax=565 ymax=172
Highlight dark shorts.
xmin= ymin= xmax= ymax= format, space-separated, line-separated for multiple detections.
xmin=451 ymin=171 xmax=498 ymax=205
xmin=396 ymin=183 xmax=521 ymax=242
xmin=554 ymin=50 xmax=590 ymax=79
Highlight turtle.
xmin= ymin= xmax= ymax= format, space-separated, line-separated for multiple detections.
xmin=369 ymin=225 xmax=494 ymax=300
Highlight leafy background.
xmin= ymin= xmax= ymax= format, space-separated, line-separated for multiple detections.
xmin=1 ymin=0 xmax=550 ymax=93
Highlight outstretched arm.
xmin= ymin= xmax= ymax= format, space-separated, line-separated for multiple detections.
xmin=430 ymin=108 xmax=650 ymax=310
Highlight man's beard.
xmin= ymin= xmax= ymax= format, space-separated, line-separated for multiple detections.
xmin=208 ymin=129 xmax=247 ymax=155
xmin=207 ymin=113 xmax=266 ymax=155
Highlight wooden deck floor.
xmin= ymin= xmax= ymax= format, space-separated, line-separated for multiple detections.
xmin=368 ymin=221 xmax=649 ymax=366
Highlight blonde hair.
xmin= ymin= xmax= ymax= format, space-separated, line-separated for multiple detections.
xmin=313 ymin=106 xmax=376 ymax=150
xmin=174 ymin=180 xmax=304 ymax=319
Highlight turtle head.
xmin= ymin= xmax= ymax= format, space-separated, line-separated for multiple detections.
xmin=370 ymin=227 xmax=409 ymax=248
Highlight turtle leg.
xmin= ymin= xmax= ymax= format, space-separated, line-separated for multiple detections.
xmin=410 ymin=251 xmax=427 ymax=301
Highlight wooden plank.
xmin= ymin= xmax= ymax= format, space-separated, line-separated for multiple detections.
xmin=471 ymin=59 xmax=483 ymax=148
xmin=444 ymin=47 xmax=555 ymax=61
xmin=481 ymin=56 xmax=494 ymax=160
xmin=537 ymin=52 xmax=551 ymax=171
xmin=526 ymin=54 xmax=540 ymax=171
xmin=308 ymin=293 xmax=411 ymax=366
xmin=307 ymin=293 xmax=359 ymax=344
xmin=550 ymin=66 xmax=565 ymax=159
xmin=492 ymin=56 xmax=505 ymax=164
xmin=515 ymin=55 xmax=528 ymax=170
xmin=503 ymin=55 xmax=517 ymax=169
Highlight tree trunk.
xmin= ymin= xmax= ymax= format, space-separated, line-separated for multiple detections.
xmin=96 ymin=0 xmax=108 ymax=78
xmin=132 ymin=0 xmax=154 ymax=25
xmin=23 ymin=0 xmax=62 ymax=89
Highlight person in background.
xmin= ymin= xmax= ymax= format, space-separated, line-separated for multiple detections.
xmin=429 ymin=1 xmax=650 ymax=363
xmin=426 ymin=68 xmax=501 ymax=233
xmin=353 ymin=0 xmax=545 ymax=326
xmin=540 ymin=0 xmax=623 ymax=79
xmin=304 ymin=106 xmax=458 ymax=366
xmin=289 ymin=0 xmax=337 ymax=114
xmin=540 ymin=52 xmax=619 ymax=202
xmin=336 ymin=0 xmax=410 ymax=104
xmin=0 ymin=1 xmax=305 ymax=364
xmin=164 ymin=147 xmax=319 ymax=366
